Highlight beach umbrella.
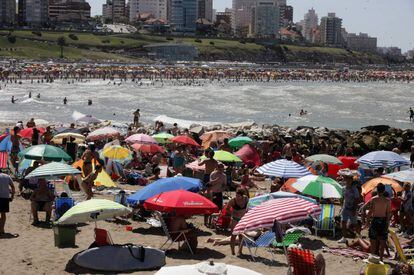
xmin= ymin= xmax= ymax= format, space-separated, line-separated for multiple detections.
xmin=125 ymin=134 xmax=157 ymax=144
xmin=361 ymin=177 xmax=403 ymax=195
xmin=170 ymin=136 xmax=200 ymax=147
xmin=18 ymin=127 xmax=46 ymax=139
xmin=235 ymin=144 xmax=261 ymax=167
xmin=292 ymin=175 xmax=343 ymax=199
xmin=228 ymin=136 xmax=253 ymax=148
xmin=87 ymin=127 xmax=120 ymax=141
xmin=131 ymin=143 xmax=165 ymax=154
xmin=102 ymin=145 xmax=131 ymax=160
xmin=155 ymin=262 xmax=261 ymax=275
xmin=0 ymin=133 xmax=8 ymax=143
xmin=186 ymin=160 xmax=205 ymax=172
xmin=281 ymin=178 xmax=299 ymax=193
xmin=247 ymin=191 xmax=317 ymax=210
xmin=382 ymin=169 xmax=414 ymax=184
xmin=126 ymin=176 xmax=202 ymax=205
xmin=56 ymin=199 xmax=131 ymax=225
xmin=305 ymin=154 xmax=343 ymax=165
xmin=144 ymin=190 xmax=219 ymax=216
xmin=18 ymin=145 xmax=72 ymax=162
xmin=257 ymin=159 xmax=312 ymax=178
xmin=25 ymin=162 xmax=81 ymax=179
xmin=152 ymin=132 xmax=174 ymax=144
xmin=54 ymin=127 xmax=82 ymax=135
xmin=52 ymin=132 xmax=85 ymax=144
xmin=200 ymin=130 xmax=233 ymax=149
xmin=72 ymin=111 xmax=101 ymax=124
xmin=232 ymin=198 xmax=321 ymax=235
xmin=0 ymin=135 xmax=12 ymax=152
xmin=363 ymin=185 xmax=394 ymax=203
xmin=208 ymin=150 xmax=242 ymax=163
xmin=356 ymin=150 xmax=410 ymax=168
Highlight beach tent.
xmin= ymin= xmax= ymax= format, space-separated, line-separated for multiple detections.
xmin=235 ymin=144 xmax=261 ymax=167
xmin=72 ymin=159 xmax=116 ymax=187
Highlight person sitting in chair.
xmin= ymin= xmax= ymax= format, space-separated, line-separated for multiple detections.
xmin=166 ymin=212 xmax=198 ymax=253
xmin=30 ymin=179 xmax=55 ymax=225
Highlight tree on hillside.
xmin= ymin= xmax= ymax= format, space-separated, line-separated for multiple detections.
xmin=57 ymin=36 xmax=66 ymax=58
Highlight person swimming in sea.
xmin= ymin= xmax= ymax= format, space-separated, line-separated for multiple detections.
xmin=11 ymin=96 xmax=17 ymax=103
xmin=409 ymin=107 xmax=414 ymax=122
xmin=63 ymin=97 xmax=67 ymax=105
xmin=88 ymin=99 xmax=92 ymax=106
xmin=28 ymin=92 xmax=32 ymax=98
xmin=36 ymin=93 xmax=40 ymax=99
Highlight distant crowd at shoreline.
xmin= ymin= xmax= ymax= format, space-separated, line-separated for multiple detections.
xmin=0 ymin=64 xmax=413 ymax=83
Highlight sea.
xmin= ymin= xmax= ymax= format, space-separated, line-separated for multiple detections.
xmin=1 ymin=79 xmax=414 ymax=130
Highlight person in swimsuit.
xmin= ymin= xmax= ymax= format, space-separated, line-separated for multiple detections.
xmin=172 ymin=145 xmax=186 ymax=175
xmin=366 ymin=183 xmax=391 ymax=261
xmin=30 ymin=179 xmax=55 ymax=225
xmin=81 ymin=143 xmax=99 ymax=177
xmin=198 ymin=149 xmax=218 ymax=184
xmin=81 ymin=165 xmax=102 ymax=200
xmin=226 ymin=188 xmax=249 ymax=255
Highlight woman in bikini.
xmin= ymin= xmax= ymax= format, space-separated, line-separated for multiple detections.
xmin=226 ymin=188 xmax=249 ymax=255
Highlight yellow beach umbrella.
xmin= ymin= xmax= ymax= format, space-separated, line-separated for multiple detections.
xmin=102 ymin=145 xmax=131 ymax=160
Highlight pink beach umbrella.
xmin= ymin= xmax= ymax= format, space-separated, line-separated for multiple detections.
xmin=125 ymin=134 xmax=157 ymax=144
xmin=87 ymin=127 xmax=120 ymax=141
xmin=232 ymin=197 xmax=321 ymax=235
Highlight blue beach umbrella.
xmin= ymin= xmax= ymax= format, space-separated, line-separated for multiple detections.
xmin=126 ymin=176 xmax=203 ymax=206
xmin=356 ymin=150 xmax=410 ymax=168
xmin=256 ymin=159 xmax=312 ymax=178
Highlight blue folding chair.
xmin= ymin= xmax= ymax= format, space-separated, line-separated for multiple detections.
xmin=242 ymin=231 xmax=276 ymax=262
xmin=54 ymin=197 xmax=75 ymax=220
xmin=313 ymin=204 xmax=336 ymax=237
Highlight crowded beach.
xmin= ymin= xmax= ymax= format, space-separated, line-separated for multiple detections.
xmin=1 ymin=112 xmax=414 ymax=275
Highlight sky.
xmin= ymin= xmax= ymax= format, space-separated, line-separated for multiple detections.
xmin=89 ymin=0 xmax=414 ymax=52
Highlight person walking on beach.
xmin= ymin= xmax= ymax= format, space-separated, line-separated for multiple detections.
xmin=133 ymin=109 xmax=140 ymax=128
xmin=0 ymin=169 xmax=15 ymax=235
xmin=338 ymin=170 xmax=361 ymax=243
xmin=366 ymin=183 xmax=391 ymax=261
xmin=410 ymin=108 xmax=414 ymax=122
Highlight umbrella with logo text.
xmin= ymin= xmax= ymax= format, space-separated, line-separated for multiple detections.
xmin=144 ymin=190 xmax=218 ymax=216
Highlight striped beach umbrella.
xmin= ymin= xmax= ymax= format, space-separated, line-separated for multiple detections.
xmin=25 ymin=162 xmax=81 ymax=179
xmin=87 ymin=127 xmax=120 ymax=141
xmin=292 ymin=175 xmax=343 ymax=199
xmin=257 ymin=159 xmax=312 ymax=178
xmin=382 ymin=169 xmax=414 ymax=184
xmin=232 ymin=198 xmax=321 ymax=235
xmin=18 ymin=145 xmax=72 ymax=162
xmin=356 ymin=150 xmax=410 ymax=168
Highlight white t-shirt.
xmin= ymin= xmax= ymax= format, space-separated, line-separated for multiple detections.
xmin=0 ymin=173 xmax=13 ymax=199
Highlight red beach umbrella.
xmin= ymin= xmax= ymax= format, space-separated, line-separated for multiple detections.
xmin=144 ymin=190 xmax=219 ymax=216
xmin=131 ymin=143 xmax=165 ymax=154
xmin=18 ymin=127 xmax=45 ymax=139
xmin=170 ymin=136 xmax=200 ymax=147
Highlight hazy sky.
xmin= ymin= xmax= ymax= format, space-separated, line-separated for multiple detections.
xmin=90 ymin=0 xmax=414 ymax=51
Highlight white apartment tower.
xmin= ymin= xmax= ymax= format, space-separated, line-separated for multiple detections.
xmin=302 ymin=8 xmax=318 ymax=42
xmin=129 ymin=0 xmax=168 ymax=22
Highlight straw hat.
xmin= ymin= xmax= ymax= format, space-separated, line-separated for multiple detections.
xmin=363 ymin=254 xmax=384 ymax=265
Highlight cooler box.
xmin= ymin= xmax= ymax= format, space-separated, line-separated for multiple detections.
xmin=54 ymin=225 xmax=76 ymax=248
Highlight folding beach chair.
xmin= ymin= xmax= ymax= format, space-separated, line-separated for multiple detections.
xmin=287 ymin=248 xmax=318 ymax=275
xmin=155 ymin=211 xmax=194 ymax=254
xmin=242 ymin=231 xmax=276 ymax=262
xmin=54 ymin=197 xmax=75 ymax=220
xmin=389 ymin=229 xmax=414 ymax=265
xmin=313 ymin=204 xmax=336 ymax=237
xmin=272 ymin=231 xmax=304 ymax=249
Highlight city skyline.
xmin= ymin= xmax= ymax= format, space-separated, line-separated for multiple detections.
xmin=88 ymin=0 xmax=413 ymax=51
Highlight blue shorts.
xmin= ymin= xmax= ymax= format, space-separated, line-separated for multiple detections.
xmin=341 ymin=209 xmax=357 ymax=224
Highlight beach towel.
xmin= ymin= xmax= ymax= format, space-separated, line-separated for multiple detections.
xmin=323 ymin=246 xmax=370 ymax=260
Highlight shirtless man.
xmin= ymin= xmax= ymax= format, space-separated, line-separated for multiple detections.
xmin=219 ymin=138 xmax=232 ymax=152
xmin=198 ymin=149 xmax=218 ymax=184
xmin=366 ymin=183 xmax=391 ymax=261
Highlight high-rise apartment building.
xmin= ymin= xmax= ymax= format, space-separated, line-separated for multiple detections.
xmin=232 ymin=0 xmax=255 ymax=36
xmin=170 ymin=0 xmax=198 ymax=32
xmin=320 ymin=13 xmax=343 ymax=47
xmin=278 ymin=4 xmax=292 ymax=27
xmin=25 ymin=0 xmax=49 ymax=26
xmin=49 ymin=0 xmax=91 ymax=23
xmin=197 ymin=0 xmax=212 ymax=22
xmin=103 ymin=0 xmax=127 ymax=22
xmin=129 ymin=0 xmax=168 ymax=22
xmin=251 ymin=0 xmax=280 ymax=37
xmin=0 ymin=0 xmax=16 ymax=26
xmin=346 ymin=32 xmax=377 ymax=52
xmin=301 ymin=8 xmax=318 ymax=42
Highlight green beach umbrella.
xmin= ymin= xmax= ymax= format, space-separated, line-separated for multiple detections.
xmin=18 ymin=144 xmax=72 ymax=162
xmin=25 ymin=162 xmax=81 ymax=179
xmin=228 ymin=136 xmax=253 ymax=148
xmin=305 ymin=154 xmax=343 ymax=165
xmin=200 ymin=150 xmax=242 ymax=163
xmin=292 ymin=175 xmax=343 ymax=199
xmin=152 ymin=132 xmax=174 ymax=144
xmin=56 ymin=199 xmax=131 ymax=225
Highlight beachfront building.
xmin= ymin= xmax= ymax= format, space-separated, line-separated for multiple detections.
xmin=49 ymin=0 xmax=91 ymax=24
xmin=144 ymin=43 xmax=198 ymax=60
xmin=320 ymin=13 xmax=343 ymax=47
xmin=0 ymin=0 xmax=16 ymax=26
xmin=103 ymin=0 xmax=127 ymax=23
xmin=346 ymin=33 xmax=377 ymax=52
xmin=406 ymin=49 xmax=414 ymax=60
xmin=232 ymin=0 xmax=255 ymax=37
xmin=197 ymin=0 xmax=213 ymax=22
xmin=129 ymin=0 xmax=168 ymax=22
xmin=278 ymin=4 xmax=292 ymax=28
xmin=377 ymin=47 xmax=403 ymax=57
xmin=250 ymin=0 xmax=280 ymax=38
xmin=301 ymin=8 xmax=318 ymax=42
xmin=170 ymin=0 xmax=198 ymax=33
xmin=24 ymin=0 xmax=49 ymax=27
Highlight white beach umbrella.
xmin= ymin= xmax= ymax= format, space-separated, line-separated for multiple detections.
xmin=155 ymin=261 xmax=261 ymax=275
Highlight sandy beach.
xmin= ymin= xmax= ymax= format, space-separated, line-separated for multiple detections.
xmin=1 ymin=179 xmax=366 ymax=275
